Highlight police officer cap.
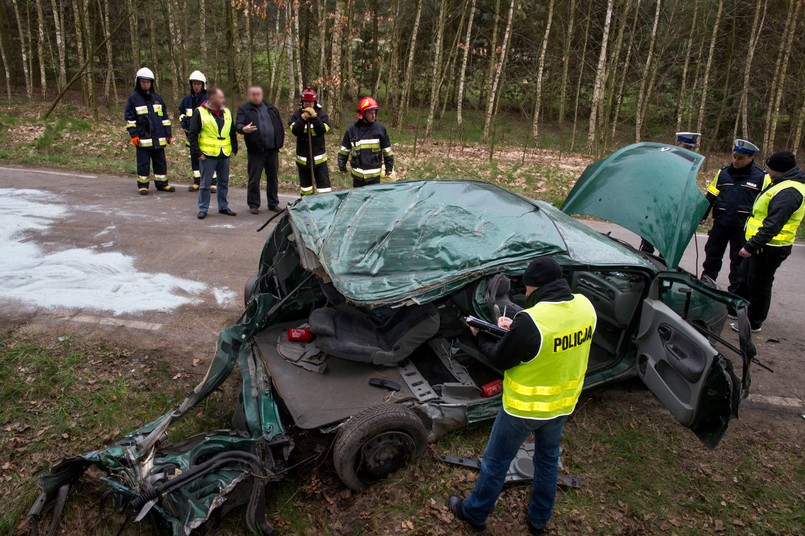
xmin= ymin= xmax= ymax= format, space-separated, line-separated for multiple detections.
xmin=733 ymin=139 xmax=759 ymax=156
xmin=676 ymin=132 xmax=700 ymax=146
xmin=765 ymin=151 xmax=797 ymax=173
xmin=523 ymin=257 xmax=564 ymax=287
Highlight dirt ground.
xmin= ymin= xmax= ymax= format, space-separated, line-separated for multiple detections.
xmin=1 ymin=165 xmax=803 ymax=535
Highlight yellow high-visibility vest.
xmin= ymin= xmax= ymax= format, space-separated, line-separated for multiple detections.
xmin=198 ymin=106 xmax=233 ymax=157
xmin=745 ymin=180 xmax=805 ymax=247
xmin=503 ymin=294 xmax=597 ymax=420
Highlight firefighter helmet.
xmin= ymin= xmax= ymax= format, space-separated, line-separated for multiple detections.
xmin=357 ymin=96 xmax=379 ymax=119
xmin=188 ymin=70 xmax=207 ymax=88
xmin=135 ymin=67 xmax=155 ymax=82
xmin=301 ymin=87 xmax=318 ymax=104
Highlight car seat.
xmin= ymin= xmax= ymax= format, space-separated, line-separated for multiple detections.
xmin=484 ymin=273 xmax=524 ymax=320
xmin=309 ymin=303 xmax=441 ymax=366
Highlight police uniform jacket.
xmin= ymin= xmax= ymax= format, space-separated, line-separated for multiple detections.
xmin=706 ymin=163 xmax=768 ymax=227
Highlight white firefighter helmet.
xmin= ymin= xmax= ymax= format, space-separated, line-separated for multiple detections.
xmin=188 ymin=70 xmax=207 ymax=88
xmin=135 ymin=67 xmax=155 ymax=82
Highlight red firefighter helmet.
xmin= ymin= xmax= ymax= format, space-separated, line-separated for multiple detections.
xmin=301 ymin=87 xmax=317 ymax=104
xmin=357 ymin=96 xmax=379 ymax=119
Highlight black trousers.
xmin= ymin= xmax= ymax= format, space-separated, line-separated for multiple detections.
xmin=734 ymin=247 xmax=791 ymax=329
xmin=701 ymin=221 xmax=744 ymax=292
xmin=247 ymin=149 xmax=279 ymax=209
xmin=135 ymin=147 xmax=168 ymax=189
xmin=297 ymin=163 xmax=332 ymax=194
xmin=352 ymin=175 xmax=380 ymax=187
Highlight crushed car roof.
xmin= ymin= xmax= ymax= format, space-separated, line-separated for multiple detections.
xmin=287 ymin=180 xmax=652 ymax=306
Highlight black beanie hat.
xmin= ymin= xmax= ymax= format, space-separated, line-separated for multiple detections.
xmin=766 ymin=151 xmax=797 ymax=173
xmin=522 ymin=257 xmax=563 ymax=287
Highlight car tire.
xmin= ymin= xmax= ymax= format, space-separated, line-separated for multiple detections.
xmin=333 ymin=404 xmax=428 ymax=491
xmin=243 ymin=275 xmax=258 ymax=308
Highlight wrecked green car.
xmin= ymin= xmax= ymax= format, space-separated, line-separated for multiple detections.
xmin=30 ymin=143 xmax=756 ymax=535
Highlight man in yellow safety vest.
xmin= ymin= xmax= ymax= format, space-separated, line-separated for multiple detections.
xmin=732 ymin=151 xmax=805 ymax=333
xmin=449 ymin=257 xmax=597 ymax=535
xmin=187 ymin=87 xmax=238 ymax=219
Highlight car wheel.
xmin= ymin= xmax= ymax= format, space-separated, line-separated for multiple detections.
xmin=333 ymin=404 xmax=428 ymax=491
xmin=243 ymin=275 xmax=258 ymax=308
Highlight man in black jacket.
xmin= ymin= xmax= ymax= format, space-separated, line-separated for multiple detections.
xmin=701 ymin=139 xmax=769 ymax=293
xmin=337 ymin=96 xmax=394 ymax=187
xmin=235 ymin=85 xmax=285 ymax=214
xmin=732 ymin=152 xmax=805 ymax=333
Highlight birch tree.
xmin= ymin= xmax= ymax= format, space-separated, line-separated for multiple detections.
xmin=34 ymin=0 xmax=47 ymax=97
xmin=610 ymin=0 xmax=641 ymax=141
xmin=10 ymin=0 xmax=33 ymax=99
xmin=198 ymin=0 xmax=207 ymax=60
xmin=557 ymin=0 xmax=577 ymax=124
xmin=0 ymin=30 xmax=11 ymax=100
xmin=764 ymin=0 xmax=800 ymax=151
xmin=99 ymin=0 xmax=118 ymax=102
xmin=456 ymin=0 xmax=476 ymax=129
xmin=330 ymin=0 xmax=345 ymax=126
xmin=696 ymin=0 xmax=723 ymax=134
xmin=675 ymin=1 xmax=699 ymax=130
xmin=395 ymin=0 xmax=423 ymax=127
xmin=734 ymin=0 xmax=767 ymax=140
xmin=425 ymin=0 xmax=448 ymax=138
xmin=571 ymin=2 xmax=593 ymax=151
xmin=50 ymin=0 xmax=67 ymax=91
xmin=531 ymin=0 xmax=554 ymax=142
xmin=482 ymin=0 xmax=515 ymax=144
xmin=587 ymin=0 xmax=614 ymax=153
xmin=634 ymin=0 xmax=661 ymax=142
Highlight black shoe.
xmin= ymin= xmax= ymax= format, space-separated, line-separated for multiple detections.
xmin=268 ymin=205 xmax=282 ymax=213
xmin=188 ymin=184 xmax=199 ymax=192
xmin=138 ymin=188 xmax=149 ymax=195
xmin=447 ymin=496 xmax=485 ymax=532
xmin=197 ymin=211 xmax=207 ymax=219
xmin=249 ymin=207 xmax=260 ymax=215
xmin=210 ymin=185 xmax=217 ymax=193
xmin=218 ymin=208 xmax=237 ymax=216
xmin=528 ymin=521 xmax=546 ymax=535
xmin=157 ymin=185 xmax=176 ymax=192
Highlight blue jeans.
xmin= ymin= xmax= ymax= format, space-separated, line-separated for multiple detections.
xmin=462 ymin=409 xmax=568 ymax=528
xmin=198 ymin=156 xmax=230 ymax=212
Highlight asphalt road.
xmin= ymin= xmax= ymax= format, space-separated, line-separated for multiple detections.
xmin=1 ymin=165 xmax=802 ymax=410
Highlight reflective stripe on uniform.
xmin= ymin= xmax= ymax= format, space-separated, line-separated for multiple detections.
xmin=153 ymin=104 xmax=163 ymax=116
xmin=135 ymin=105 xmax=148 ymax=115
xmin=296 ymin=153 xmax=328 ymax=166
xmin=504 ymin=375 xmax=582 ymax=397
xmin=502 ymin=394 xmax=581 ymax=414
xmin=162 ymin=119 xmax=172 ymax=126
xmin=137 ymin=176 xmax=150 ymax=184
xmin=193 ymin=170 xmax=201 ymax=178
xmin=137 ymin=137 xmax=167 ymax=148
xmin=197 ymin=106 xmax=233 ymax=157
xmin=351 ymin=167 xmax=383 ymax=179
xmin=707 ymin=171 xmax=720 ymax=196
xmin=300 ymin=186 xmax=314 ymax=195
xmin=383 ymin=146 xmax=393 ymax=155
xmin=126 ymin=120 xmax=137 ymax=128
xmin=338 ymin=145 xmax=350 ymax=156
xmin=317 ymin=187 xmax=332 ymax=193
xmin=185 ymin=108 xmax=193 ymax=116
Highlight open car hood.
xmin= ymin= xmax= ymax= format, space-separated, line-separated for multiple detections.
xmin=286 ymin=180 xmax=654 ymax=307
xmin=560 ymin=142 xmax=708 ymax=269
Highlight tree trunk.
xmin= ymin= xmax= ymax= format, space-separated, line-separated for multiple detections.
xmin=456 ymin=0 xmax=477 ymax=129
xmin=35 ymin=0 xmax=47 ymax=97
xmin=0 ymin=29 xmax=12 ymax=100
xmin=696 ymin=0 xmax=723 ymax=134
xmin=483 ymin=0 xmax=501 ymax=114
xmin=175 ymin=0 xmax=188 ymax=85
xmin=557 ymin=0 xmax=577 ymax=124
xmin=711 ymin=11 xmax=736 ymax=150
xmin=10 ymin=0 xmax=33 ymax=99
xmin=395 ymin=0 xmax=423 ymax=127
xmin=50 ymin=0 xmax=67 ymax=90
xmin=330 ymin=0 xmax=344 ymax=125
xmin=317 ymin=0 xmax=327 ymax=96
xmin=765 ymin=0 xmax=799 ymax=151
xmin=166 ymin=0 xmax=181 ymax=101
xmin=344 ymin=0 xmax=355 ymax=99
xmin=227 ymin=0 xmax=244 ymax=97
xmin=244 ymin=1 xmax=254 ymax=86
xmin=294 ymin=0 xmax=303 ymax=92
xmin=439 ymin=3 xmax=468 ymax=120
xmin=198 ymin=0 xmax=207 ymax=61
xmin=81 ymin=0 xmax=96 ymax=115
xmin=675 ymin=1 xmax=699 ymax=130
xmin=530 ymin=0 xmax=555 ymax=142
xmin=482 ymin=0 xmax=515 ymax=144
xmin=98 ymin=0 xmax=117 ymax=103
xmin=587 ymin=0 xmax=614 ymax=153
xmin=635 ymin=0 xmax=661 ymax=142
xmin=735 ymin=0 xmax=767 ymax=140
xmin=570 ymin=1 xmax=593 ymax=152
xmin=609 ymin=0 xmax=641 ymax=142
xmin=425 ymin=0 xmax=448 ymax=137
xmin=127 ymin=0 xmax=139 ymax=68
xmin=285 ymin=3 xmax=297 ymax=104
xmin=147 ymin=0 xmax=158 ymax=69
xmin=793 ymin=88 xmax=805 ymax=152
xmin=384 ymin=0 xmax=403 ymax=116
xmin=270 ymin=7 xmax=282 ymax=98
xmin=600 ymin=0 xmax=632 ymax=146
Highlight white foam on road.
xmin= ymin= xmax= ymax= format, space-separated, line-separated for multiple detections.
xmin=214 ymin=287 xmax=238 ymax=307
xmin=0 ymin=188 xmax=211 ymax=315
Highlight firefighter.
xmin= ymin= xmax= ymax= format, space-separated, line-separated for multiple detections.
xmin=639 ymin=132 xmax=702 ymax=255
xmin=449 ymin=257 xmax=597 ymax=535
xmin=701 ymin=139 xmax=770 ymax=293
xmin=337 ymin=96 xmax=394 ymax=187
xmin=177 ymin=70 xmax=216 ymax=193
xmin=124 ymin=67 xmax=175 ymax=194
xmin=732 ymin=151 xmax=805 ymax=333
xmin=289 ymin=87 xmax=332 ymax=196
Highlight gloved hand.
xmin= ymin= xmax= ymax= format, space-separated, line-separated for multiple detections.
xmin=301 ymin=111 xmax=310 ymax=121
xmin=131 ymin=136 xmax=140 ymax=147
xmin=303 ymin=107 xmax=317 ymax=119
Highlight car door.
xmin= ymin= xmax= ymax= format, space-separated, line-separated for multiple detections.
xmin=635 ymin=293 xmax=740 ymax=449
